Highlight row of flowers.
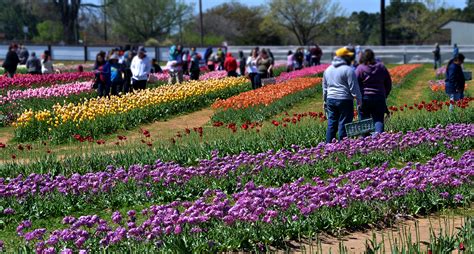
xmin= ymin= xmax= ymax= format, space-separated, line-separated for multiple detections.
xmin=388 ymin=64 xmax=422 ymax=85
xmin=211 ymin=77 xmax=322 ymax=123
xmin=429 ymin=79 xmax=468 ymax=92
xmin=275 ymin=64 xmax=329 ymax=83
xmin=0 ymin=81 xmax=94 ymax=105
xmin=0 ymin=72 xmax=94 ymax=90
xmin=212 ymin=77 xmax=322 ymax=110
xmin=148 ymin=70 xmax=228 ymax=83
xmin=0 ymin=123 xmax=469 ymax=201
xmin=13 ymin=77 xmax=249 ymax=142
xmin=12 ymin=150 xmax=473 ymax=252
xmin=0 ymin=71 xmax=229 ymax=106
xmin=1 ymin=98 xmax=471 ymax=161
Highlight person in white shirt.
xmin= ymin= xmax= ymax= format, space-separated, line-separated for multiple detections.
xmin=246 ymin=48 xmax=258 ymax=89
xmin=166 ymin=45 xmax=183 ymax=84
xmin=130 ymin=46 xmax=152 ymax=90
xmin=41 ymin=50 xmax=54 ymax=74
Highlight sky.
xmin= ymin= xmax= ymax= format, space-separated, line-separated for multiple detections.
xmin=84 ymin=0 xmax=468 ymax=14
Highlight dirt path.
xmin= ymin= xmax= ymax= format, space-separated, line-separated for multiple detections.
xmin=112 ymin=108 xmax=215 ymax=143
xmin=279 ymin=215 xmax=467 ymax=254
xmin=0 ymin=126 xmax=13 ymax=144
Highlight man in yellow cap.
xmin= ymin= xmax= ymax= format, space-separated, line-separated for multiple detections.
xmin=322 ymin=46 xmax=362 ymax=143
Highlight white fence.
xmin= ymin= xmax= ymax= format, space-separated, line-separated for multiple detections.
xmin=1 ymin=44 xmax=473 ymax=64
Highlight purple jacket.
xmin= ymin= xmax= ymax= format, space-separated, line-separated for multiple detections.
xmin=355 ymin=63 xmax=392 ymax=98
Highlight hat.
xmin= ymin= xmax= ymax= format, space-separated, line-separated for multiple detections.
xmin=138 ymin=46 xmax=147 ymax=53
xmin=110 ymin=53 xmax=119 ymax=60
xmin=335 ymin=47 xmax=354 ymax=57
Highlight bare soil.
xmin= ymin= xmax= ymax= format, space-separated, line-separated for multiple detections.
xmin=274 ymin=215 xmax=467 ymax=254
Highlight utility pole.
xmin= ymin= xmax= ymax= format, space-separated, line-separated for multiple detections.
xmin=380 ymin=0 xmax=386 ymax=46
xmin=103 ymin=0 xmax=108 ymax=42
xmin=199 ymin=0 xmax=204 ymax=46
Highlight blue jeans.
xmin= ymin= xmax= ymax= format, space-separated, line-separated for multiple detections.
xmin=447 ymin=92 xmax=462 ymax=111
xmin=434 ymin=59 xmax=441 ymax=70
xmin=254 ymin=72 xmax=268 ymax=89
xmin=325 ymin=99 xmax=354 ymax=143
xmin=359 ymin=96 xmax=386 ymax=133
xmin=97 ymin=81 xmax=110 ymax=97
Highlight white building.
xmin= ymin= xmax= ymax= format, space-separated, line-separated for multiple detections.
xmin=441 ymin=20 xmax=474 ymax=45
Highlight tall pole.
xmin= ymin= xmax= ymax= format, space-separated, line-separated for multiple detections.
xmin=380 ymin=0 xmax=386 ymax=46
xmin=199 ymin=0 xmax=204 ymax=46
xmin=103 ymin=0 xmax=108 ymax=42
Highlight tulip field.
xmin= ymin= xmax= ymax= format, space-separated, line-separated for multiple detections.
xmin=0 ymin=62 xmax=473 ymax=253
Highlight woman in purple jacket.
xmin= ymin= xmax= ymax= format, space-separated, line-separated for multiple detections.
xmin=355 ymin=49 xmax=392 ymax=133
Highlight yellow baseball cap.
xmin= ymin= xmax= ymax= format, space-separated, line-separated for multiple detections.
xmin=335 ymin=47 xmax=354 ymax=57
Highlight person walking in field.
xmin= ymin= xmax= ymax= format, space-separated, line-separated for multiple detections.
xmin=238 ymin=51 xmax=246 ymax=76
xmin=41 ymin=50 xmax=54 ymax=74
xmin=433 ymin=43 xmax=441 ymax=70
xmin=2 ymin=43 xmax=20 ymax=78
xmin=93 ymin=53 xmax=111 ymax=97
xmin=255 ymin=49 xmax=273 ymax=89
xmin=131 ymin=46 xmax=152 ymax=90
xmin=246 ymin=49 xmax=258 ymax=89
xmin=311 ymin=44 xmax=323 ymax=66
xmin=453 ymin=43 xmax=459 ymax=58
xmin=445 ymin=53 xmax=465 ymax=111
xmin=18 ymin=44 xmax=29 ymax=65
xmin=167 ymin=45 xmax=183 ymax=84
xmin=323 ymin=46 xmax=362 ymax=143
xmin=189 ymin=47 xmax=201 ymax=81
xmin=109 ymin=53 xmax=124 ymax=95
xmin=26 ymin=52 xmax=41 ymax=75
xmin=287 ymin=50 xmax=294 ymax=72
xmin=355 ymin=49 xmax=392 ymax=134
xmin=224 ymin=52 xmax=238 ymax=77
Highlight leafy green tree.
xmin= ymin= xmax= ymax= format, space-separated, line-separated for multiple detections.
xmin=107 ymin=0 xmax=192 ymax=43
xmin=0 ymin=0 xmax=38 ymax=41
xmin=33 ymin=20 xmax=63 ymax=43
xmin=464 ymin=0 xmax=474 ymax=21
xmin=269 ymin=0 xmax=340 ymax=45
xmin=386 ymin=0 xmax=457 ymax=44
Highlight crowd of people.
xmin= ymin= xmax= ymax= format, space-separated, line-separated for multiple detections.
xmin=1 ymin=43 xmax=56 ymax=77
xmin=1 ymin=42 xmax=467 ymax=126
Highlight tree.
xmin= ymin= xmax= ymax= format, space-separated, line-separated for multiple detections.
xmin=107 ymin=0 xmax=192 ymax=43
xmin=33 ymin=20 xmax=63 ymax=43
xmin=52 ymin=0 xmax=81 ymax=43
xmin=269 ymin=0 xmax=339 ymax=45
xmin=464 ymin=0 xmax=474 ymax=21
xmin=387 ymin=0 xmax=456 ymax=44
xmin=0 ymin=0 xmax=38 ymax=41
xmin=50 ymin=0 xmax=114 ymax=44
xmin=181 ymin=2 xmax=282 ymax=45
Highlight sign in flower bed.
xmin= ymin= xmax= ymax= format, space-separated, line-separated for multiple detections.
xmin=212 ymin=77 xmax=322 ymax=123
xmin=0 ymin=81 xmax=94 ymax=105
xmin=13 ymin=77 xmax=249 ymax=143
xmin=0 ymin=72 xmax=94 ymax=90
xmin=388 ymin=64 xmax=422 ymax=85
xmin=10 ymin=150 xmax=473 ymax=252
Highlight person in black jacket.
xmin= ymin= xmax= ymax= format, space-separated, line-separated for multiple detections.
xmin=238 ymin=51 xmax=246 ymax=76
xmin=445 ymin=53 xmax=465 ymax=111
xmin=2 ymin=43 xmax=20 ymax=77
xmin=433 ymin=43 xmax=441 ymax=70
